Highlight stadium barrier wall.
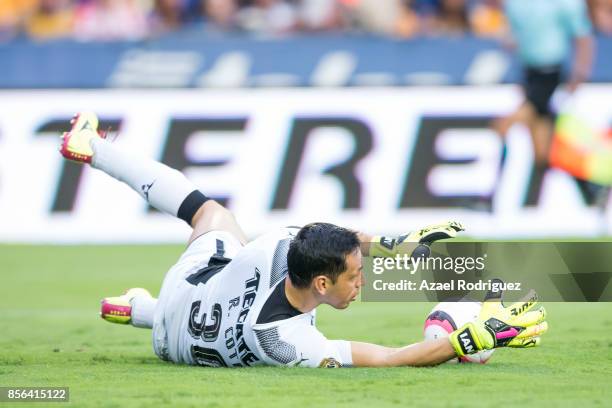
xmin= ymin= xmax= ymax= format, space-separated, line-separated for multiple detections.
xmin=2 ymin=35 xmax=612 ymax=88
xmin=0 ymin=85 xmax=610 ymax=243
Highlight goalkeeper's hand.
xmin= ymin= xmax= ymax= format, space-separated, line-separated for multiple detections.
xmin=369 ymin=221 xmax=465 ymax=258
xmin=449 ymin=279 xmax=548 ymax=357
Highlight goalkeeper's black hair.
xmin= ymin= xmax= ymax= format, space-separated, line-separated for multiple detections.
xmin=287 ymin=222 xmax=360 ymax=289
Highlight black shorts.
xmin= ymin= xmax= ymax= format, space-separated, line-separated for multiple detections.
xmin=523 ymin=65 xmax=563 ymax=118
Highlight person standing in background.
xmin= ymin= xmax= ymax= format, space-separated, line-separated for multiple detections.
xmin=493 ymin=0 xmax=594 ymax=206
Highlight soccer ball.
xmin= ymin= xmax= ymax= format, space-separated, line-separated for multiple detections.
xmin=423 ymin=301 xmax=494 ymax=364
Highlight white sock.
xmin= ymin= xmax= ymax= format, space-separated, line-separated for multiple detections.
xmin=90 ymin=138 xmax=198 ymax=218
xmin=130 ymin=295 xmax=157 ymax=329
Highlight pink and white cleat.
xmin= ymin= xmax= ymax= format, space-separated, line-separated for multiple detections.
xmin=59 ymin=112 xmax=104 ymax=163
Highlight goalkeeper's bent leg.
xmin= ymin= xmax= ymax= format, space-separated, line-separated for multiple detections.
xmin=90 ymin=137 xmax=249 ymax=244
xmin=90 ymin=138 xmax=205 ymax=224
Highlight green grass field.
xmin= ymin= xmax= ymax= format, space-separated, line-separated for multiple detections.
xmin=1 ymin=245 xmax=611 ymax=407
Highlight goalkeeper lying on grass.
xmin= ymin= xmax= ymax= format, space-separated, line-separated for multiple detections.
xmin=59 ymin=112 xmax=548 ymax=368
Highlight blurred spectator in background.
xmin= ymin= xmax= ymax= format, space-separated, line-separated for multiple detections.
xmin=201 ymin=0 xmax=241 ymax=32
xmin=421 ymin=0 xmax=470 ymax=36
xmin=237 ymin=0 xmax=297 ymax=36
xmin=0 ymin=0 xmax=38 ymax=41
xmin=74 ymin=0 xmax=148 ymax=41
xmin=149 ymin=0 xmax=194 ymax=35
xmin=493 ymin=0 xmax=595 ymax=205
xmin=4 ymin=0 xmax=612 ymax=42
xmin=470 ymin=0 xmax=507 ymax=38
xmin=296 ymin=0 xmax=347 ymax=32
xmin=341 ymin=0 xmax=419 ymax=38
xmin=25 ymin=0 xmax=75 ymax=41
xmin=394 ymin=0 xmax=420 ymax=37
xmin=589 ymin=0 xmax=612 ymax=34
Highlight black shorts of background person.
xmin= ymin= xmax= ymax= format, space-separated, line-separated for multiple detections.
xmin=523 ymin=65 xmax=563 ymax=119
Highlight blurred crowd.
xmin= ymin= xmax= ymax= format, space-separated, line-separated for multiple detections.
xmin=0 ymin=0 xmax=611 ymax=42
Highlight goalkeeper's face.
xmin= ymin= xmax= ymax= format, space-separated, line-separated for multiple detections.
xmin=325 ymin=249 xmax=364 ymax=310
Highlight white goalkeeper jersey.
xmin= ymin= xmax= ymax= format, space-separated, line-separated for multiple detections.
xmin=152 ymin=227 xmax=353 ymax=368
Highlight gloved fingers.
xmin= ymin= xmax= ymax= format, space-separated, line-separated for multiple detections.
xmin=418 ymin=227 xmax=458 ymax=243
xmin=516 ymin=321 xmax=548 ymax=339
xmin=505 ymin=289 xmax=539 ymax=316
xmin=511 ymin=307 xmax=546 ymax=327
xmin=507 ymin=336 xmax=541 ymax=348
xmin=401 ymin=227 xmax=453 ymax=243
xmin=424 ymin=221 xmax=465 ymax=233
xmin=401 ymin=221 xmax=465 ymax=244
xmin=448 ymin=221 xmax=465 ymax=232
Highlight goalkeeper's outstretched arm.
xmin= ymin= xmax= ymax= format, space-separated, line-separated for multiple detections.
xmin=351 ymin=339 xmax=457 ymax=367
xmin=350 ymin=280 xmax=549 ymax=367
